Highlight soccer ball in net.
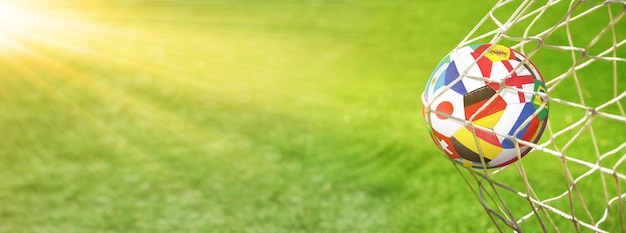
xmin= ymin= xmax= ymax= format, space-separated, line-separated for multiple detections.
xmin=422 ymin=44 xmax=549 ymax=169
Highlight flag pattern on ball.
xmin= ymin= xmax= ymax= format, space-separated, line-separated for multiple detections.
xmin=422 ymin=44 xmax=549 ymax=169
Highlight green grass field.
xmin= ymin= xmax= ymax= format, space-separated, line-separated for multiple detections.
xmin=0 ymin=1 xmax=624 ymax=232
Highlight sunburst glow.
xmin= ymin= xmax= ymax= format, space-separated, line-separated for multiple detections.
xmin=0 ymin=2 xmax=30 ymax=27
xmin=0 ymin=2 xmax=34 ymax=46
xmin=0 ymin=0 xmax=258 ymax=141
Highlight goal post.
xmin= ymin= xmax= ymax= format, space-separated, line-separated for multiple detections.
xmin=432 ymin=0 xmax=625 ymax=232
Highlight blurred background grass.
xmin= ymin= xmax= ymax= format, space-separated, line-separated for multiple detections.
xmin=0 ymin=0 xmax=623 ymax=232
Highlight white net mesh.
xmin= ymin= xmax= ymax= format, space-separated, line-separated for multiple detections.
xmin=450 ymin=0 xmax=625 ymax=232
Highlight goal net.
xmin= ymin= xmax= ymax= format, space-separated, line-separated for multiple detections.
xmin=447 ymin=0 xmax=625 ymax=232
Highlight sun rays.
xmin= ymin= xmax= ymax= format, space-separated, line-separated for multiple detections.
xmin=0 ymin=0 xmax=319 ymax=165
xmin=0 ymin=1 xmax=235 ymax=156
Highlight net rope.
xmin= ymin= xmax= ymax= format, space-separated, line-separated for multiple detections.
xmin=447 ymin=0 xmax=626 ymax=232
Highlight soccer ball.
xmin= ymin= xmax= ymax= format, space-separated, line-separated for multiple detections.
xmin=421 ymin=44 xmax=549 ymax=169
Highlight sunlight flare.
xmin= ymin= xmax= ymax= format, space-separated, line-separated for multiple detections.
xmin=0 ymin=2 xmax=32 ymax=30
xmin=0 ymin=2 xmax=36 ymax=48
